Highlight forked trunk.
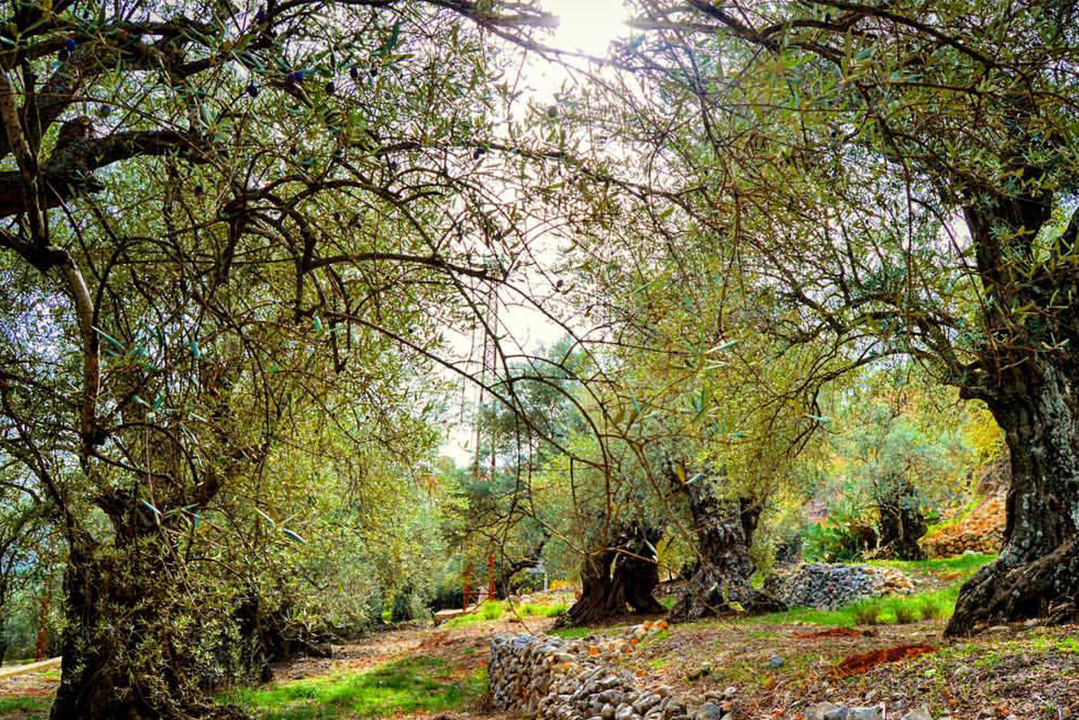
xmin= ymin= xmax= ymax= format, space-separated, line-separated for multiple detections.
xmin=947 ymin=359 xmax=1079 ymax=635
xmin=669 ymin=480 xmax=785 ymax=621
xmin=564 ymin=523 xmax=663 ymax=626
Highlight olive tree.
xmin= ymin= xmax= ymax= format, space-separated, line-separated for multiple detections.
xmin=0 ymin=0 xmax=555 ymax=716
xmin=550 ymin=0 xmax=1079 ymax=634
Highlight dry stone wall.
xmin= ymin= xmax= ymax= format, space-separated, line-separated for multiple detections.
xmin=489 ymin=625 xmax=942 ymax=720
xmin=763 ymin=563 xmax=915 ymax=610
xmin=920 ymin=496 xmax=1004 ymax=558
xmin=488 ymin=626 xmax=735 ymax=720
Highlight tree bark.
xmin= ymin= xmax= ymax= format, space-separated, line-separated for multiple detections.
xmin=50 ymin=539 xmax=249 ymax=720
xmin=563 ymin=523 xmax=663 ymax=626
xmin=668 ymin=478 xmax=785 ymax=621
xmin=875 ymin=477 xmax=927 ymax=561
xmin=946 ymin=357 xmax=1079 ymax=635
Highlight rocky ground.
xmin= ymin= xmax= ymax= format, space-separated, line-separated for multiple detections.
xmin=0 ymin=587 xmax=1074 ymax=720
xmin=617 ymin=618 xmax=1077 ymax=719
xmin=253 ymin=607 xmax=1077 ymax=720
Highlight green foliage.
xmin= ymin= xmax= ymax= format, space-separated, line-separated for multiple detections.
xmin=802 ymin=490 xmax=878 ymax=562
xmin=231 ymin=656 xmax=485 ymax=719
xmin=390 ymin=587 xmax=431 ymax=623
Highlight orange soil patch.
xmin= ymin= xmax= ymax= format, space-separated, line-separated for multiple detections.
xmin=831 ymin=644 xmax=938 ymax=678
xmin=793 ymin=627 xmax=864 ymax=639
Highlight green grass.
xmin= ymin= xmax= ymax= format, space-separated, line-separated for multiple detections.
xmin=924 ymin=496 xmax=982 ymax=537
xmin=519 ymin=602 xmax=568 ymax=618
xmin=747 ymin=586 xmax=961 ymax=629
xmin=442 ymin=600 xmax=505 ymax=629
xmin=0 ymin=697 xmax=52 ymax=719
xmin=549 ymin=625 xmax=612 ymax=638
xmin=231 ymin=656 xmax=485 ymax=720
xmin=443 ymin=599 xmax=567 ymax=628
xmin=866 ymin=553 xmax=996 ymax=577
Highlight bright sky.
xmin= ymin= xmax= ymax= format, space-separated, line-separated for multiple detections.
xmin=438 ymin=0 xmax=634 ymax=465
xmin=544 ymin=0 xmax=633 ymax=57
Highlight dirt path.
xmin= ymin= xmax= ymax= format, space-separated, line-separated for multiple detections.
xmin=271 ymin=615 xmax=560 ymax=685
xmin=263 ymin=615 xmax=559 ymax=719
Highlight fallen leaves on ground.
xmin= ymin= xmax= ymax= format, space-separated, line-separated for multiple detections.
xmin=831 ymin=644 xmax=938 ymax=678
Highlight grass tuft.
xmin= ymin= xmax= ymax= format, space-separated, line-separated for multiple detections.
xmin=917 ymin=596 xmax=945 ymax=620
xmin=894 ymin=605 xmax=919 ymax=624
xmin=478 ymin=600 xmax=504 ymax=621
xmin=851 ymin=601 xmax=882 ymax=626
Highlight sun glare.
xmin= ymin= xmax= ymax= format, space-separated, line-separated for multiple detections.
xmin=544 ymin=0 xmax=632 ymax=57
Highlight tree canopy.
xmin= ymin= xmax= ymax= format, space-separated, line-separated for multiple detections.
xmin=1 ymin=1 xmax=1078 ymax=717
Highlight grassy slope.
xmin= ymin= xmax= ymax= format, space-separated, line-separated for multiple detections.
xmin=230 ymin=656 xmax=485 ymax=720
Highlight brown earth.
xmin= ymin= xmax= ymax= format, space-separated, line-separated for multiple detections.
xmin=3 ymin=605 xmax=1075 ymax=720
xmin=603 ymin=618 xmax=1078 ymax=719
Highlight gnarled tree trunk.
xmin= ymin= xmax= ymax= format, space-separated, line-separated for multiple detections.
xmin=564 ymin=523 xmax=663 ymax=626
xmin=668 ymin=478 xmax=785 ymax=621
xmin=875 ymin=477 xmax=927 ymax=561
xmin=51 ymin=538 xmax=248 ymax=720
xmin=947 ymin=359 xmax=1079 ymax=635
xmin=51 ymin=541 xmax=158 ymax=720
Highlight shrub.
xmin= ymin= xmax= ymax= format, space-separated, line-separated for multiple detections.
xmin=478 ymin=600 xmax=503 ymax=621
xmin=917 ymin=597 xmax=945 ymax=620
xmin=852 ymin=602 xmax=881 ymax=625
xmin=802 ymin=494 xmax=878 ymax=562
xmin=894 ymin=605 xmax=918 ymax=624
xmin=390 ymin=587 xmax=431 ymax=622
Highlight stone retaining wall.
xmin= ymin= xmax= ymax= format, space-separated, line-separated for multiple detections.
xmin=488 ymin=628 xmax=734 ymax=720
xmin=488 ymin=628 xmax=932 ymax=720
xmin=763 ymin=563 xmax=915 ymax=610
xmin=920 ymin=496 xmax=1004 ymax=558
